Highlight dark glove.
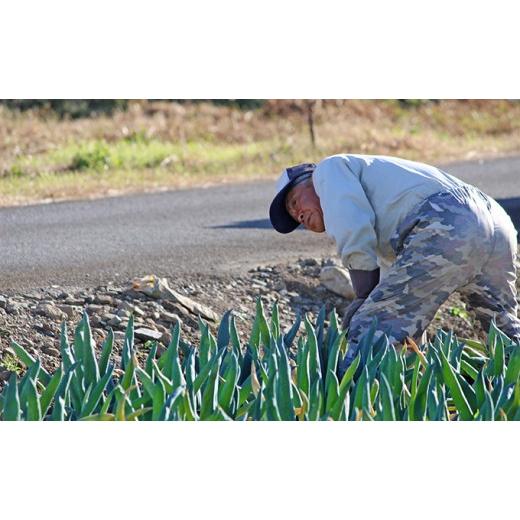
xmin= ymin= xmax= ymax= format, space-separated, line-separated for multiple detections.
xmin=349 ymin=268 xmax=380 ymax=298
xmin=339 ymin=298 xmax=365 ymax=379
xmin=341 ymin=297 xmax=365 ymax=330
xmin=338 ymin=268 xmax=380 ymax=379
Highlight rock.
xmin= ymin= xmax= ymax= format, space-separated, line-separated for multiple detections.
xmin=94 ymin=294 xmax=113 ymax=305
xmin=33 ymin=322 xmax=57 ymax=337
xmin=92 ymin=328 xmax=106 ymax=338
xmin=64 ymin=297 xmax=86 ymax=305
xmin=122 ymin=289 xmax=147 ymax=301
xmin=319 ymin=266 xmax=355 ymax=299
xmin=6 ymin=303 xmax=21 ymax=315
xmin=134 ymin=306 xmax=146 ymax=317
xmin=155 ymin=323 xmax=169 ymax=334
xmin=118 ymin=301 xmax=145 ymax=316
xmin=144 ymin=318 xmax=157 ymax=329
xmin=159 ymin=310 xmax=182 ymax=324
xmin=42 ymin=346 xmax=61 ymax=357
xmin=273 ymin=280 xmax=287 ymax=291
xmin=86 ymin=304 xmax=104 ymax=314
xmin=108 ymin=315 xmax=123 ymax=327
xmin=0 ymin=370 xmax=14 ymax=382
xmin=117 ymin=320 xmax=129 ymax=330
xmin=160 ymin=331 xmax=172 ymax=345
xmin=0 ymin=295 xmax=7 ymax=309
xmin=116 ymin=308 xmax=131 ymax=318
xmin=132 ymin=275 xmax=219 ymax=321
xmin=23 ymin=291 xmax=44 ymax=301
xmin=56 ymin=304 xmax=81 ymax=318
xmin=134 ymin=328 xmax=163 ymax=342
xmin=34 ymin=303 xmax=67 ymax=321
xmin=113 ymin=331 xmax=126 ymax=342
xmin=89 ymin=315 xmax=103 ymax=327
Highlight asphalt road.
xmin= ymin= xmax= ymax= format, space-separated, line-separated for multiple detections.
xmin=1 ymin=155 xmax=519 ymax=291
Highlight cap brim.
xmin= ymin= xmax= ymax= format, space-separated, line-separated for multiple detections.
xmin=269 ymin=181 xmax=300 ymax=234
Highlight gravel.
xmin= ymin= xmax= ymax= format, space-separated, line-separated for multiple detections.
xmin=1 ymin=255 xmax=510 ymax=381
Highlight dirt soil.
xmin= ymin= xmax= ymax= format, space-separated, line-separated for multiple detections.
xmin=1 ymin=256 xmax=502 ymax=385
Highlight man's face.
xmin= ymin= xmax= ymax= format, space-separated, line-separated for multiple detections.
xmin=285 ymin=179 xmax=325 ymax=233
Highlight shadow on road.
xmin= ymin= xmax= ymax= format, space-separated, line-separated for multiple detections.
xmin=210 ymin=198 xmax=520 ymax=233
xmin=210 ymin=218 xmax=303 ymax=231
xmin=497 ymin=198 xmax=520 ymax=231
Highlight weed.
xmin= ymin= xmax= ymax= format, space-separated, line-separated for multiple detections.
xmin=0 ymin=353 xmax=22 ymax=375
xmin=70 ymin=142 xmax=112 ymax=171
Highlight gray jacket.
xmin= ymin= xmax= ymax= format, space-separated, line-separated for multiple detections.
xmin=312 ymin=154 xmax=468 ymax=270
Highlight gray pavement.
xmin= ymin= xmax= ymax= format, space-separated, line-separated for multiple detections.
xmin=1 ymin=155 xmax=519 ymax=290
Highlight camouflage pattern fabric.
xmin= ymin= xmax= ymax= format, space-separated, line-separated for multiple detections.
xmin=340 ymin=185 xmax=520 ymax=373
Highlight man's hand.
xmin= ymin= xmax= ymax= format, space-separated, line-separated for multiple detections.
xmin=341 ymin=297 xmax=365 ymax=330
xmin=340 ymin=268 xmax=380 ymax=330
xmin=349 ymin=268 xmax=380 ymax=298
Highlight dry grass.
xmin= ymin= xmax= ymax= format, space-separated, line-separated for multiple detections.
xmin=1 ymin=100 xmax=520 ymax=207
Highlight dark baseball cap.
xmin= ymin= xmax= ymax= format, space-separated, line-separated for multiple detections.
xmin=269 ymin=163 xmax=316 ymax=233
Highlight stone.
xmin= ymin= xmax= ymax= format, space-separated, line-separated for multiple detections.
xmin=86 ymin=304 xmax=104 ymax=314
xmin=118 ymin=301 xmax=145 ymax=316
xmin=0 ymin=295 xmax=8 ymax=309
xmin=134 ymin=328 xmax=163 ymax=342
xmin=108 ymin=315 xmax=123 ymax=327
xmin=131 ymin=305 xmax=146 ymax=316
xmin=94 ymin=294 xmax=113 ymax=305
xmin=34 ymin=303 xmax=67 ymax=321
xmin=116 ymin=308 xmax=131 ymax=318
xmin=42 ymin=346 xmax=61 ymax=357
xmin=160 ymin=331 xmax=172 ymax=345
xmin=319 ymin=266 xmax=355 ymax=299
xmin=301 ymin=257 xmax=319 ymax=267
xmin=113 ymin=331 xmax=126 ymax=342
xmin=132 ymin=275 xmax=219 ymax=321
xmin=56 ymin=304 xmax=81 ymax=318
xmin=144 ymin=318 xmax=157 ymax=329
xmin=273 ymin=280 xmax=287 ymax=291
xmin=6 ymin=303 xmax=21 ymax=315
xmin=64 ymin=297 xmax=86 ymax=305
xmin=122 ymin=289 xmax=147 ymax=301
xmin=155 ymin=323 xmax=169 ymax=334
xmin=89 ymin=315 xmax=103 ymax=327
xmin=33 ymin=322 xmax=56 ymax=337
xmin=159 ymin=310 xmax=182 ymax=324
xmin=0 ymin=370 xmax=14 ymax=382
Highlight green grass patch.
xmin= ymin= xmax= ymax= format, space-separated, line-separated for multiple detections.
xmin=12 ymin=138 xmax=276 ymax=175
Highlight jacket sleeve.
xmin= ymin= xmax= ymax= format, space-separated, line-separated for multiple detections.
xmin=313 ymin=156 xmax=379 ymax=270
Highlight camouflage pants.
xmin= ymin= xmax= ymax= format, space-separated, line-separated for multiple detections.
xmin=343 ymin=185 xmax=520 ymax=367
